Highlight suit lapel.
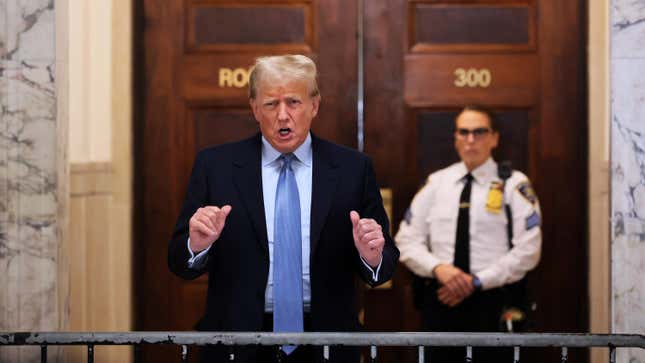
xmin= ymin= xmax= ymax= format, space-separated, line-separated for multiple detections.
xmin=310 ymin=135 xmax=340 ymax=256
xmin=232 ymin=134 xmax=269 ymax=254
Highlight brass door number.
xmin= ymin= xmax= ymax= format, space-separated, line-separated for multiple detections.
xmin=454 ymin=68 xmax=492 ymax=88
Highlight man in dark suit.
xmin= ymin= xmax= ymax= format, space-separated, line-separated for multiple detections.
xmin=168 ymin=54 xmax=399 ymax=363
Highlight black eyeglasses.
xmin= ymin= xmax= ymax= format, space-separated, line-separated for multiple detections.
xmin=455 ymin=127 xmax=492 ymax=139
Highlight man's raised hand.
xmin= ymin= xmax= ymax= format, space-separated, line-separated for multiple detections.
xmin=189 ymin=205 xmax=232 ymax=253
xmin=350 ymin=210 xmax=385 ymax=268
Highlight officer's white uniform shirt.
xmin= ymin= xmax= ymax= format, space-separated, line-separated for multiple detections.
xmin=395 ymin=158 xmax=542 ymax=290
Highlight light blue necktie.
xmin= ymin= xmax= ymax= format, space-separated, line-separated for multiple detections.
xmin=273 ymin=154 xmax=303 ymax=354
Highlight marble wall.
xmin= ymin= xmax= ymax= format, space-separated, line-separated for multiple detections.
xmin=611 ymin=0 xmax=645 ymax=362
xmin=0 ymin=0 xmax=60 ymax=361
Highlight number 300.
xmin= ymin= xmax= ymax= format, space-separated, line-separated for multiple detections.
xmin=453 ymin=68 xmax=492 ymax=88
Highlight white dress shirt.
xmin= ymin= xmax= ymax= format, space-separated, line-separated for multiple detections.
xmin=395 ymin=158 xmax=542 ymax=290
xmin=261 ymin=134 xmax=313 ymax=312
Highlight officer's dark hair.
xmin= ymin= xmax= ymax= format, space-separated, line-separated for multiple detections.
xmin=457 ymin=105 xmax=498 ymax=131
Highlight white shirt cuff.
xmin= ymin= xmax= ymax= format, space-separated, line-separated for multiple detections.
xmin=360 ymin=255 xmax=383 ymax=282
xmin=187 ymin=238 xmax=211 ymax=268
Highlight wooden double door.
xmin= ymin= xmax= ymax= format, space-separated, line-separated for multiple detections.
xmin=136 ymin=1 xmax=587 ymax=362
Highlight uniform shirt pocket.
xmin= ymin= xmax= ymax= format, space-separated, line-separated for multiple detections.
xmin=474 ymin=203 xmax=510 ymax=256
xmin=426 ymin=206 xmax=457 ymax=247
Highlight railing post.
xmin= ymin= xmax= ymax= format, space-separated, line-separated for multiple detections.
xmin=323 ymin=345 xmax=330 ymax=362
xmin=181 ymin=344 xmax=188 ymax=363
xmin=370 ymin=345 xmax=377 ymax=363
xmin=465 ymin=346 xmax=473 ymax=363
xmin=134 ymin=344 xmax=141 ymax=363
xmin=87 ymin=344 xmax=94 ymax=363
xmin=513 ymin=346 xmax=520 ymax=363
xmin=418 ymin=345 xmax=425 ymax=363
xmin=561 ymin=347 xmax=568 ymax=362
xmin=40 ymin=345 xmax=47 ymax=363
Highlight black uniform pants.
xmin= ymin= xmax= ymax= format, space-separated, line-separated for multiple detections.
xmin=422 ymin=280 xmax=514 ymax=363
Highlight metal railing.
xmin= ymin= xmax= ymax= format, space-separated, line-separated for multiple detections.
xmin=1 ymin=332 xmax=644 ymax=363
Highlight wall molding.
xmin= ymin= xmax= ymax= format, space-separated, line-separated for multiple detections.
xmin=71 ymin=162 xmax=114 ymax=197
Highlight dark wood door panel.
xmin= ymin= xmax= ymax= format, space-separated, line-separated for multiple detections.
xmin=408 ymin=0 xmax=537 ymax=53
xmin=185 ymin=0 xmax=316 ymax=53
xmin=176 ymin=279 xmax=209 ymax=330
xmin=191 ymin=108 xmax=258 ymax=151
xmin=183 ymin=54 xmax=257 ymax=104
xmin=404 ymin=54 xmax=539 ymax=107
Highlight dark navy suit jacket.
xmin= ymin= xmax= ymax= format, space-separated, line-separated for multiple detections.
xmin=168 ymin=133 xmax=399 ymax=362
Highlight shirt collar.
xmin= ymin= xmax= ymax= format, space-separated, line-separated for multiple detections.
xmin=454 ymin=157 xmax=497 ymax=184
xmin=261 ymin=132 xmax=312 ymax=167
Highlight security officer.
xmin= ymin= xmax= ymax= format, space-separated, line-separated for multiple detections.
xmin=395 ymin=105 xmax=542 ymax=363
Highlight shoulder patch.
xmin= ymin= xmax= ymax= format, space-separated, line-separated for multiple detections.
xmin=516 ymin=181 xmax=538 ymax=205
xmin=525 ymin=210 xmax=541 ymax=230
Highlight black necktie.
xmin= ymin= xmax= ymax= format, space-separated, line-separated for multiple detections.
xmin=454 ymin=173 xmax=473 ymax=273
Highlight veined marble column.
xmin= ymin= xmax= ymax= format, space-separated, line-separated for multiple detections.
xmin=611 ymin=1 xmax=645 ymax=362
xmin=1 ymin=0 xmax=61 ymax=361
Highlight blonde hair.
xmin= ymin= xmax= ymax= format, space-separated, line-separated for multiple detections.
xmin=249 ymin=54 xmax=320 ymax=99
